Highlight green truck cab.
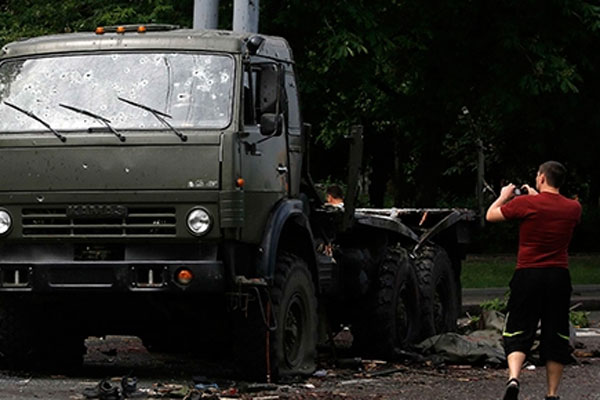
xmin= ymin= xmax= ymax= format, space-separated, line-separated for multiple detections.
xmin=0 ymin=25 xmax=474 ymax=380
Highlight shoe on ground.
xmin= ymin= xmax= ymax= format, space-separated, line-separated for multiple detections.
xmin=545 ymin=397 xmax=560 ymax=400
xmin=82 ymin=378 xmax=120 ymax=400
xmin=502 ymin=378 xmax=519 ymax=400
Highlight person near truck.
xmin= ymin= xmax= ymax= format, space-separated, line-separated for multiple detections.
xmin=325 ymin=184 xmax=344 ymax=207
xmin=485 ymin=161 xmax=581 ymax=400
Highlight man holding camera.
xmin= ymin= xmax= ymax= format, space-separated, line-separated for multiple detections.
xmin=486 ymin=161 xmax=581 ymax=400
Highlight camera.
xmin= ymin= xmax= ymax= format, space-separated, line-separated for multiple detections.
xmin=513 ymin=186 xmax=527 ymax=196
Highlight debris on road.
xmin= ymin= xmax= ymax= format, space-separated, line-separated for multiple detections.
xmin=82 ymin=375 xmax=142 ymax=399
xmin=312 ymin=370 xmax=327 ymax=377
xmin=415 ymin=332 xmax=505 ymax=365
xmin=414 ymin=310 xmax=506 ymax=366
xmin=575 ymin=328 xmax=600 ymax=338
xmin=573 ymin=348 xmax=600 ymax=358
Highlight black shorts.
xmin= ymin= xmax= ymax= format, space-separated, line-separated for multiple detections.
xmin=503 ymin=267 xmax=572 ymax=364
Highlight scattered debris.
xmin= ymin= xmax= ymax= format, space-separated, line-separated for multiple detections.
xmin=415 ymin=332 xmax=505 ymax=366
xmin=336 ymin=357 xmax=363 ymax=369
xmin=194 ymin=383 xmax=219 ymax=391
xmin=574 ymin=349 xmax=600 ymax=358
xmin=312 ymin=369 xmax=327 ymax=377
xmin=82 ymin=376 xmax=141 ymax=400
xmin=365 ymin=367 xmax=405 ymax=378
xmin=414 ymin=310 xmax=506 ymax=366
xmin=17 ymin=377 xmax=32 ymax=386
xmin=448 ymin=365 xmax=472 ymax=370
xmin=332 ymin=326 xmax=353 ymax=349
xmin=152 ymin=382 xmax=190 ymax=397
xmin=339 ymin=379 xmax=375 ymax=386
xmin=575 ymin=328 xmax=600 ymax=338
xmin=480 ymin=310 xmax=504 ymax=332
xmin=240 ymin=383 xmax=279 ymax=393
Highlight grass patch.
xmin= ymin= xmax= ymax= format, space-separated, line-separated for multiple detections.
xmin=461 ymin=254 xmax=600 ymax=288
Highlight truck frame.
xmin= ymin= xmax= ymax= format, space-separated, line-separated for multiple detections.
xmin=0 ymin=25 xmax=474 ymax=380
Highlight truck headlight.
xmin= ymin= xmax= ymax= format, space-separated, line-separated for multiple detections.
xmin=0 ymin=209 xmax=12 ymax=235
xmin=186 ymin=208 xmax=212 ymax=236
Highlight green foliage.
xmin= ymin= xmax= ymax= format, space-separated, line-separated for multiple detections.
xmin=480 ymin=292 xmax=510 ymax=313
xmin=478 ymin=295 xmax=589 ymax=329
xmin=570 ymin=310 xmax=590 ymax=328
xmin=462 ymin=254 xmax=600 ymax=288
xmin=260 ymin=0 xmax=600 ymax=211
xmin=0 ymin=0 xmax=193 ymax=47
xmin=2 ymin=0 xmax=600 ymax=224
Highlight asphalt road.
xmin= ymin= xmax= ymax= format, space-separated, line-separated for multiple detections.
xmin=1 ymin=317 xmax=600 ymax=400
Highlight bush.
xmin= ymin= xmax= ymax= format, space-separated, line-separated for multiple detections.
xmin=480 ymin=292 xmax=509 ymax=313
xmin=570 ymin=310 xmax=590 ymax=328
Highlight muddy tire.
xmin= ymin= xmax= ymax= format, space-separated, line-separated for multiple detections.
xmin=233 ymin=252 xmax=317 ymax=381
xmin=353 ymin=246 xmax=420 ymax=357
xmin=25 ymin=301 xmax=87 ymax=370
xmin=415 ymin=246 xmax=459 ymax=339
xmin=0 ymin=296 xmax=36 ymax=368
xmin=38 ymin=334 xmax=86 ymax=370
xmin=271 ymin=252 xmax=318 ymax=378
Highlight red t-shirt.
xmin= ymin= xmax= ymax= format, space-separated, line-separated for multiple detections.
xmin=500 ymin=192 xmax=581 ymax=269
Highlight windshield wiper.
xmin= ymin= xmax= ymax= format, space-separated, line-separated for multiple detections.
xmin=118 ymin=97 xmax=187 ymax=142
xmin=59 ymin=103 xmax=126 ymax=142
xmin=4 ymin=101 xmax=67 ymax=142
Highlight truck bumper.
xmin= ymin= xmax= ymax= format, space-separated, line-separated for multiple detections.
xmin=0 ymin=261 xmax=225 ymax=293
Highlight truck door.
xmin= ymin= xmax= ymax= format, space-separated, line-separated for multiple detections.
xmin=239 ymin=62 xmax=289 ymax=236
xmin=284 ymin=66 xmax=302 ymax=198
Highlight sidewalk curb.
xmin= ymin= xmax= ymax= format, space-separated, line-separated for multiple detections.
xmin=462 ymin=285 xmax=600 ymax=314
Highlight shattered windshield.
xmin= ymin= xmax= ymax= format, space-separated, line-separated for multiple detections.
xmin=0 ymin=52 xmax=234 ymax=132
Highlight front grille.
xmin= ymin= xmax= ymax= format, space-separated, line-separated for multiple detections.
xmin=22 ymin=207 xmax=176 ymax=238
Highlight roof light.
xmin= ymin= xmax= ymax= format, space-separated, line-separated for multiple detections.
xmin=95 ymin=27 xmax=105 ymax=35
xmin=137 ymin=25 xmax=147 ymax=33
xmin=116 ymin=26 xmax=126 ymax=34
xmin=247 ymin=35 xmax=265 ymax=55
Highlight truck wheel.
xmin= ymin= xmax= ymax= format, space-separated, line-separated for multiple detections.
xmin=0 ymin=296 xmax=36 ymax=368
xmin=415 ymin=246 xmax=459 ymax=339
xmin=232 ymin=252 xmax=317 ymax=381
xmin=38 ymin=332 xmax=86 ymax=370
xmin=271 ymin=252 xmax=318 ymax=378
xmin=353 ymin=246 xmax=420 ymax=357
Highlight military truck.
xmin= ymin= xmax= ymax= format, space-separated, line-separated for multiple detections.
xmin=0 ymin=25 xmax=474 ymax=380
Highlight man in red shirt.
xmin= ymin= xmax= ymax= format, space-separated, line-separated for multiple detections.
xmin=486 ymin=161 xmax=581 ymax=400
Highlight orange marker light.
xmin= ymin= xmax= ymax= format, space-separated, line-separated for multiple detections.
xmin=177 ymin=269 xmax=193 ymax=285
xmin=116 ymin=26 xmax=126 ymax=34
xmin=137 ymin=25 xmax=147 ymax=33
xmin=236 ymin=178 xmax=245 ymax=187
xmin=95 ymin=27 xmax=105 ymax=35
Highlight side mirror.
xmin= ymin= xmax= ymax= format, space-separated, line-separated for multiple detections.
xmin=259 ymin=64 xmax=281 ymax=115
xmin=260 ymin=113 xmax=282 ymax=136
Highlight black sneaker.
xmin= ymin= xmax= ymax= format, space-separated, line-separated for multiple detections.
xmin=545 ymin=397 xmax=560 ymax=400
xmin=82 ymin=378 xmax=120 ymax=400
xmin=121 ymin=376 xmax=145 ymax=398
xmin=502 ymin=378 xmax=519 ymax=400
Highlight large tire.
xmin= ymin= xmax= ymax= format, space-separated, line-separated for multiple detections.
xmin=0 ymin=296 xmax=36 ymax=368
xmin=353 ymin=246 xmax=420 ymax=357
xmin=233 ymin=252 xmax=317 ymax=381
xmin=271 ymin=252 xmax=318 ymax=378
xmin=37 ymin=334 xmax=86 ymax=370
xmin=0 ymin=296 xmax=85 ymax=370
xmin=415 ymin=246 xmax=459 ymax=339
xmin=33 ymin=300 xmax=86 ymax=370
